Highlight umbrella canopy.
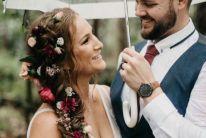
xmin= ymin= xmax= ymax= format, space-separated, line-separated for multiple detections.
xmin=3 ymin=0 xmax=206 ymax=19
xmin=3 ymin=0 xmax=136 ymax=19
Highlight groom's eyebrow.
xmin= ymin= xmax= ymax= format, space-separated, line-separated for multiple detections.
xmin=136 ymin=0 xmax=156 ymax=3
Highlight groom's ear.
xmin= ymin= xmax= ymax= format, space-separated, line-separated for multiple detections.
xmin=177 ymin=0 xmax=188 ymax=10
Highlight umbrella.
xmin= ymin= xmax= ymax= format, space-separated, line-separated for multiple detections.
xmin=3 ymin=0 xmax=136 ymax=19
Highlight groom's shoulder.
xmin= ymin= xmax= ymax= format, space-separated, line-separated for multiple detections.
xmin=134 ymin=40 xmax=147 ymax=52
xmin=198 ymin=33 xmax=206 ymax=46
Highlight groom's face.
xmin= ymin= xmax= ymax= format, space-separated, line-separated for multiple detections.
xmin=135 ymin=0 xmax=177 ymax=40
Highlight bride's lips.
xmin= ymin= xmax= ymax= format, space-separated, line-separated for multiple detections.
xmin=92 ymin=54 xmax=102 ymax=60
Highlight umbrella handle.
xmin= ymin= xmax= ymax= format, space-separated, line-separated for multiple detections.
xmin=122 ymin=90 xmax=138 ymax=128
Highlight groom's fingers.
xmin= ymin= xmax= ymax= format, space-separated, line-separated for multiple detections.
xmin=123 ymin=48 xmax=137 ymax=57
xmin=119 ymin=68 xmax=126 ymax=81
xmin=121 ymin=62 xmax=132 ymax=71
xmin=121 ymin=52 xmax=132 ymax=63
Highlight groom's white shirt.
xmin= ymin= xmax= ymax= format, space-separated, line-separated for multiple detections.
xmin=121 ymin=19 xmax=206 ymax=138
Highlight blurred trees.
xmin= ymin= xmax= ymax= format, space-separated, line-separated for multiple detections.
xmin=195 ymin=3 xmax=206 ymax=35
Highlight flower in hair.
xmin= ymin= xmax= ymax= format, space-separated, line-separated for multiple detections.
xmin=37 ymin=66 xmax=41 ymax=76
xmin=54 ymin=47 xmax=62 ymax=54
xmin=28 ymin=37 xmax=36 ymax=47
xmin=54 ymin=11 xmax=64 ymax=21
xmin=73 ymin=131 xmax=82 ymax=138
xmin=83 ymin=125 xmax=92 ymax=134
xmin=56 ymin=101 xmax=64 ymax=110
xmin=42 ymin=45 xmax=57 ymax=57
xmin=65 ymin=87 xmax=73 ymax=97
xmin=39 ymin=87 xmax=55 ymax=103
xmin=46 ymin=66 xmax=56 ymax=77
xmin=57 ymin=37 xmax=64 ymax=46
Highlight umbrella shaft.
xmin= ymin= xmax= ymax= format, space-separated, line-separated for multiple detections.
xmin=124 ymin=0 xmax=131 ymax=47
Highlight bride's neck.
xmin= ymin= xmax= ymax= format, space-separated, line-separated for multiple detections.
xmin=74 ymin=76 xmax=91 ymax=103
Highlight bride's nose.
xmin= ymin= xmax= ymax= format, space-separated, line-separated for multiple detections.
xmin=93 ymin=35 xmax=103 ymax=50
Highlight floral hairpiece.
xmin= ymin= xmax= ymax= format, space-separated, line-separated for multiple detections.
xmin=56 ymin=87 xmax=93 ymax=137
xmin=53 ymin=11 xmax=64 ymax=21
xmin=20 ymin=11 xmax=94 ymax=137
xmin=39 ymin=85 xmax=93 ymax=137
xmin=20 ymin=23 xmax=65 ymax=78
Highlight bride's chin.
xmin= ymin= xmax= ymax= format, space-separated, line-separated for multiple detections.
xmin=95 ymin=62 xmax=106 ymax=73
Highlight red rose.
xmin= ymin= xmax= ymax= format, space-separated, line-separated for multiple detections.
xmin=39 ymin=87 xmax=55 ymax=103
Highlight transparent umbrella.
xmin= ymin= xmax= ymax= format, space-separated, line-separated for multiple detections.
xmin=3 ymin=0 xmax=135 ymax=45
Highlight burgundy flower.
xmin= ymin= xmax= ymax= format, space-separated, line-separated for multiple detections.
xmin=73 ymin=131 xmax=82 ymax=138
xmin=39 ymin=87 xmax=55 ymax=103
xmin=61 ymin=97 xmax=77 ymax=112
xmin=32 ymin=26 xmax=45 ymax=36
xmin=70 ymin=98 xmax=77 ymax=111
xmin=42 ymin=45 xmax=57 ymax=57
xmin=61 ymin=97 xmax=69 ymax=112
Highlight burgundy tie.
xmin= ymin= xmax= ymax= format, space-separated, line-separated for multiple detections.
xmin=144 ymin=45 xmax=159 ymax=65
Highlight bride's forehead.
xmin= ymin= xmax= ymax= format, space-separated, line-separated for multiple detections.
xmin=75 ymin=16 xmax=92 ymax=35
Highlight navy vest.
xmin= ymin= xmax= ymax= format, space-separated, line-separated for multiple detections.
xmin=110 ymin=34 xmax=206 ymax=138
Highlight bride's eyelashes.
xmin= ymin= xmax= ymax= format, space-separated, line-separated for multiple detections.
xmin=82 ymin=37 xmax=89 ymax=45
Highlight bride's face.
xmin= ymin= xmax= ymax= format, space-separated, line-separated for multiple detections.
xmin=72 ymin=15 xmax=106 ymax=76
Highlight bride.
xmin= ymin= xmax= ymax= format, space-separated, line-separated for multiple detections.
xmin=19 ymin=8 xmax=121 ymax=138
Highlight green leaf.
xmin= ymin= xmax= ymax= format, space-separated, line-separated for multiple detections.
xmin=19 ymin=56 xmax=37 ymax=64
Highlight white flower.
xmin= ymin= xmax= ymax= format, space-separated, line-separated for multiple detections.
xmin=65 ymin=87 xmax=73 ymax=96
xmin=37 ymin=66 xmax=41 ymax=76
xmin=83 ymin=125 xmax=93 ymax=134
xmin=57 ymin=37 xmax=64 ymax=46
xmin=28 ymin=37 xmax=36 ymax=47
xmin=46 ymin=67 xmax=55 ymax=76
xmin=56 ymin=101 xmax=62 ymax=110
xmin=54 ymin=47 xmax=62 ymax=54
xmin=54 ymin=11 xmax=64 ymax=20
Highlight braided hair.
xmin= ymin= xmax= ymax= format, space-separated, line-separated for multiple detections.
xmin=20 ymin=8 xmax=91 ymax=137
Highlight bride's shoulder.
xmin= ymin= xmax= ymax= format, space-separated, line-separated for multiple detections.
xmin=90 ymin=84 xmax=110 ymax=93
xmin=29 ymin=105 xmax=61 ymax=138
xmin=89 ymin=84 xmax=110 ymax=102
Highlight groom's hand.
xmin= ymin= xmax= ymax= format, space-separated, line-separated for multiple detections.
xmin=120 ymin=48 xmax=156 ymax=92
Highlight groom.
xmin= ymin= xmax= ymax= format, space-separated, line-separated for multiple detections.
xmin=111 ymin=0 xmax=206 ymax=137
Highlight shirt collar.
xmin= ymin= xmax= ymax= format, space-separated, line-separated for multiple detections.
xmin=146 ymin=18 xmax=195 ymax=52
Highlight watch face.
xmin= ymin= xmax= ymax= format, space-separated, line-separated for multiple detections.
xmin=138 ymin=84 xmax=153 ymax=97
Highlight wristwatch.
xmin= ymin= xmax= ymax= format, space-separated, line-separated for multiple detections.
xmin=137 ymin=81 xmax=160 ymax=98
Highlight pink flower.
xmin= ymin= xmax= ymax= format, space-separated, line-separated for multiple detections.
xmin=28 ymin=37 xmax=36 ymax=47
xmin=39 ymin=87 xmax=55 ymax=103
xmin=54 ymin=47 xmax=62 ymax=54
xmin=73 ymin=131 xmax=82 ymax=138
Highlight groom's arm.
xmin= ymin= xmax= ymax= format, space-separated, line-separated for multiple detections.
xmin=120 ymin=48 xmax=206 ymax=138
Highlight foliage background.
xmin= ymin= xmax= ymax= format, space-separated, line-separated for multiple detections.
xmin=0 ymin=1 xmax=205 ymax=137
